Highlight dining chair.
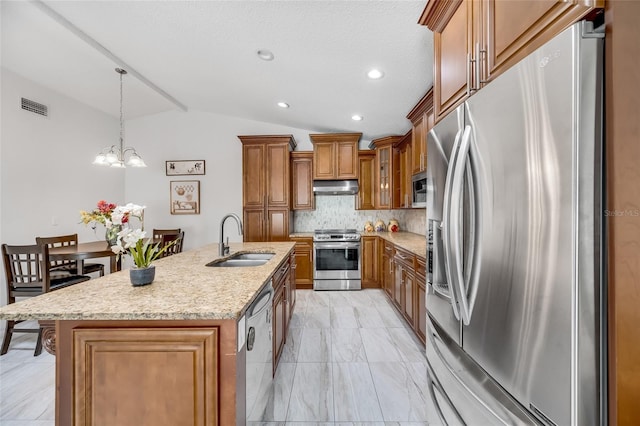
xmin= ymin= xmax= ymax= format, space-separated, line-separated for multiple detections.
xmin=1 ymin=244 xmax=91 ymax=356
xmin=36 ymin=234 xmax=105 ymax=276
xmin=152 ymin=228 xmax=182 ymax=241
xmin=158 ymin=231 xmax=185 ymax=258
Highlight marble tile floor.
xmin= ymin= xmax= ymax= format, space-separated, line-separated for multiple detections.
xmin=0 ymin=289 xmax=441 ymax=425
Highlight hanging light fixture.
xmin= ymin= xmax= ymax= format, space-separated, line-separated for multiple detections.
xmin=93 ymin=68 xmax=146 ymax=168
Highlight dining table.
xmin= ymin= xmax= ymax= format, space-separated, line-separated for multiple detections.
xmin=48 ymin=240 xmax=121 ymax=274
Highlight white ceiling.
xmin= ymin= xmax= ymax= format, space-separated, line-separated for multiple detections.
xmin=1 ymin=0 xmax=434 ymax=141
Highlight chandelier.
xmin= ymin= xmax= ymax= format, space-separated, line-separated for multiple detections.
xmin=93 ymin=68 xmax=146 ymax=168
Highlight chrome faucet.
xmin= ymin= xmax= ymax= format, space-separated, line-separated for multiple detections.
xmin=219 ymin=213 xmax=243 ymax=256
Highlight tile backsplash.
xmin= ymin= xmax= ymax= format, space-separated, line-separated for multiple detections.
xmin=293 ymin=195 xmax=426 ymax=235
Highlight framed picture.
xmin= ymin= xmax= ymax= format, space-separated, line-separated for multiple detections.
xmin=170 ymin=180 xmax=200 ymax=215
xmin=166 ymin=160 xmax=205 ymax=176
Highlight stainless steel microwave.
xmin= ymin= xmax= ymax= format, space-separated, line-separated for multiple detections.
xmin=412 ymin=172 xmax=427 ymax=208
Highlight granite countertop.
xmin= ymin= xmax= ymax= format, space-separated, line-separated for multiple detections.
xmin=0 ymin=242 xmax=295 ymax=322
xmin=289 ymin=231 xmax=426 ymax=259
xmin=362 ymin=231 xmax=426 ymax=259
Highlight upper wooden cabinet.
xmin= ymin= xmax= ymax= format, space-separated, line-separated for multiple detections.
xmin=239 ymin=135 xmax=296 ymax=242
xmin=420 ymin=0 xmax=603 ymax=121
xmin=291 ymin=152 xmax=314 ymax=211
xmin=395 ymin=132 xmax=413 ymax=209
xmin=370 ymin=136 xmax=401 ymax=210
xmin=356 ymin=150 xmax=376 ymax=210
xmin=407 ymin=90 xmax=434 ymax=175
xmin=310 ymin=133 xmax=361 ymax=180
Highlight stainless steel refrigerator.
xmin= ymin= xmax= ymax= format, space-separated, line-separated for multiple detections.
xmin=425 ymin=21 xmax=606 ymax=426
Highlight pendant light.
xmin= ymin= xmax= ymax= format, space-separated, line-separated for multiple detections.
xmin=93 ymin=68 xmax=146 ymax=168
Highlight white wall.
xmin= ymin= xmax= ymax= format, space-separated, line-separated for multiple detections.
xmin=125 ymin=110 xmax=322 ymax=250
xmin=0 ymin=68 xmax=125 ymax=305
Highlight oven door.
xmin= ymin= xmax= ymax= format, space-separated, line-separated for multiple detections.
xmin=313 ymin=242 xmax=361 ymax=280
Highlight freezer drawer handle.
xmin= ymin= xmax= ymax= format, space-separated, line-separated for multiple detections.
xmin=429 ymin=328 xmax=511 ymax=425
xmin=426 ymin=358 xmax=465 ymax=425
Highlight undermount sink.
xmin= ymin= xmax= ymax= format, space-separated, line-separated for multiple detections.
xmin=231 ymin=253 xmax=275 ymax=261
xmin=206 ymin=252 xmax=275 ymax=267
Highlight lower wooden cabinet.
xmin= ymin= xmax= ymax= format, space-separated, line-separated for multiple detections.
xmin=290 ymin=236 xmax=313 ymax=289
xmin=56 ymin=319 xmax=238 ymax=426
xmin=395 ymin=247 xmax=416 ymax=322
xmin=361 ymin=236 xmax=379 ymax=288
xmin=416 ymin=276 xmax=427 ymax=344
xmin=273 ymin=282 xmax=286 ymax=374
xmin=381 ymin=240 xmax=395 ymax=298
xmin=273 ymin=257 xmax=293 ymax=372
xmin=376 ymin=238 xmax=427 ymax=345
xmin=288 ymin=252 xmax=296 ymax=318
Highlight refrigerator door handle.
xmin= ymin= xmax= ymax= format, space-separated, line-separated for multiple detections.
xmin=447 ymin=125 xmax=472 ymax=324
xmin=451 ymin=125 xmax=482 ymax=325
xmin=442 ymin=128 xmax=464 ymax=321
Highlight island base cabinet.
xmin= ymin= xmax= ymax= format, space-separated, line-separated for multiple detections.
xmin=56 ymin=320 xmax=241 ymax=426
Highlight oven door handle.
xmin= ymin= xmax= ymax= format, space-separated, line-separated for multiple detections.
xmin=314 ymin=242 xmax=361 ymax=250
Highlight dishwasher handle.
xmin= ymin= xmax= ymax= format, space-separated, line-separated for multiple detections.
xmin=247 ymin=281 xmax=274 ymax=319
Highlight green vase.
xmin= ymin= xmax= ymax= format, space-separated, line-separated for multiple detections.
xmin=105 ymin=225 xmax=122 ymax=246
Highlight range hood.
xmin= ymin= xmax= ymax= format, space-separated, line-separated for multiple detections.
xmin=313 ymin=179 xmax=359 ymax=195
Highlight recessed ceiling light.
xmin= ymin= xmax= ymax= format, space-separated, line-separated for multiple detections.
xmin=367 ymin=69 xmax=384 ymax=79
xmin=277 ymin=102 xmax=289 ymax=108
xmin=352 ymin=115 xmax=363 ymax=121
xmin=257 ymin=50 xmax=274 ymax=61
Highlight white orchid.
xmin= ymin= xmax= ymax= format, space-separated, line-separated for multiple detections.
xmin=111 ymin=227 xmax=174 ymax=268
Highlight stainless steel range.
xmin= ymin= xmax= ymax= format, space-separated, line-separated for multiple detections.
xmin=313 ymin=229 xmax=361 ymax=290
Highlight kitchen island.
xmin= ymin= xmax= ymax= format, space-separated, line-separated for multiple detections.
xmin=0 ymin=241 xmax=296 ymax=426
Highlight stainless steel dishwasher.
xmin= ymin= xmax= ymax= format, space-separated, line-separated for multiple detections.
xmin=245 ymin=280 xmax=274 ymax=421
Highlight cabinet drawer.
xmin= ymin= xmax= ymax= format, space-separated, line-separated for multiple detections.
xmin=394 ymin=247 xmax=415 ymax=269
xmin=273 ymin=259 xmax=290 ymax=289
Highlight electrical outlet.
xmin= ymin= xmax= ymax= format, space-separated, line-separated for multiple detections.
xmin=51 ymin=216 xmax=58 ymax=226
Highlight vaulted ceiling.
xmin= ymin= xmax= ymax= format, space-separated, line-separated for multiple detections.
xmin=1 ymin=1 xmax=434 ymax=141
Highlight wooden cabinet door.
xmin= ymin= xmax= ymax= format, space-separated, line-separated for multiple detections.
xmin=266 ymin=209 xmax=289 ymax=242
xmin=393 ymin=260 xmax=403 ymax=308
xmin=71 ymin=327 xmax=219 ymax=426
xmin=399 ymin=142 xmax=412 ymax=208
xmin=336 ymin=141 xmax=358 ymax=179
xmin=291 ymin=152 xmax=314 ymax=210
xmin=292 ymin=238 xmax=313 ymax=288
xmin=381 ymin=242 xmax=395 ymax=298
xmin=243 ymin=209 xmax=265 ymax=242
xmin=403 ymin=268 xmax=415 ymax=322
xmin=313 ymin=142 xmax=336 ymax=179
xmin=357 ymin=152 xmax=376 ymax=210
xmin=288 ymin=253 xmax=296 ymax=317
xmin=434 ymin=0 xmax=475 ymax=120
xmin=416 ymin=276 xmax=427 ymax=344
xmin=243 ymin=144 xmax=265 ymax=208
xmin=485 ymin=0 xmax=598 ymax=82
xmin=412 ymin=114 xmax=426 ymax=174
xmin=376 ymin=145 xmax=392 ymax=209
xmin=273 ymin=285 xmax=286 ymax=373
xmin=266 ymin=143 xmax=289 ymax=208
xmin=361 ymin=236 xmax=379 ymax=288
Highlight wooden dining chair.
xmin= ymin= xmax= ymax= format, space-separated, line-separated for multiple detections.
xmin=1 ymin=244 xmax=91 ymax=356
xmin=152 ymin=228 xmax=182 ymax=241
xmin=158 ymin=231 xmax=185 ymax=258
xmin=36 ymin=234 xmax=105 ymax=276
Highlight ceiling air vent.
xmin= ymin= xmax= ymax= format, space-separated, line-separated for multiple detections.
xmin=21 ymin=97 xmax=48 ymax=117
